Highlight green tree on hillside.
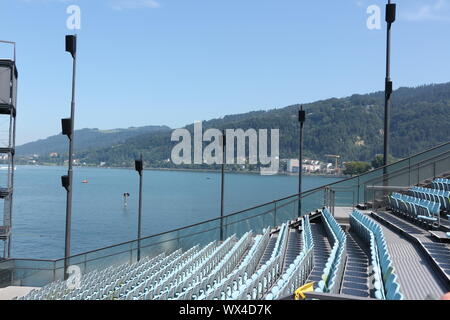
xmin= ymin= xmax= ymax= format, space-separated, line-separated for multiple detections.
xmin=344 ymin=162 xmax=372 ymax=176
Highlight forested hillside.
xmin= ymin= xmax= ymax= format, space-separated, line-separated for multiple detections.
xmin=18 ymin=82 xmax=450 ymax=168
xmin=17 ymin=126 xmax=170 ymax=156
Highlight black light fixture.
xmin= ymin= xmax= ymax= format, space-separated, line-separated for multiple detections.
xmin=61 ymin=175 xmax=70 ymax=191
xmin=62 ymin=34 xmax=77 ymax=280
xmin=135 ymin=154 xmax=144 ymax=261
xmin=61 ymin=118 xmax=72 ymax=137
xmin=298 ymin=106 xmax=306 ymax=217
xmin=65 ymin=35 xmax=77 ymax=58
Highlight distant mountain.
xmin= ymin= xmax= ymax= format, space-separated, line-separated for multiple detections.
xmin=19 ymin=82 xmax=450 ymax=168
xmin=16 ymin=126 xmax=171 ymax=156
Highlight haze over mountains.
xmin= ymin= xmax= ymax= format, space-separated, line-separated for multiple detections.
xmin=17 ymin=82 xmax=450 ymax=167
xmin=16 ymin=126 xmax=170 ymax=156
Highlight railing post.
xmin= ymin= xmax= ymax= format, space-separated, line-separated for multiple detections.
xmin=417 ymin=163 xmax=420 ymax=185
xmin=353 ymin=191 xmax=355 ymax=208
xmin=372 ymin=184 xmax=376 ymax=211
xmin=364 ymin=182 xmax=367 ymax=204
xmin=408 ymin=158 xmax=411 ymax=186
xmin=357 ymin=176 xmax=360 ymax=205
xmin=274 ymin=201 xmax=277 ymax=227
xmin=433 ymin=161 xmax=436 ymax=179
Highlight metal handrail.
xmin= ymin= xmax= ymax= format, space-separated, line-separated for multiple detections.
xmin=364 ymin=149 xmax=450 ymax=187
xmin=1 ymin=140 xmax=449 ymax=283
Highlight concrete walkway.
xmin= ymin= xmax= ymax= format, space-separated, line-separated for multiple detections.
xmin=0 ymin=286 xmax=38 ymax=300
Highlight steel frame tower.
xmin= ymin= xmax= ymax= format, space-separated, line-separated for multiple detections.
xmin=0 ymin=40 xmax=17 ymax=259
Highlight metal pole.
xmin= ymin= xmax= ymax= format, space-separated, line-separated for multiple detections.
xmin=137 ymin=154 xmax=143 ymax=261
xmin=298 ymin=106 xmax=306 ymax=217
xmin=220 ymin=131 xmax=226 ymax=241
xmin=384 ymin=1 xmax=396 ymax=168
xmin=64 ymin=34 xmax=77 ymax=279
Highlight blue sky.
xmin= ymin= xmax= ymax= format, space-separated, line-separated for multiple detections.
xmin=1 ymin=0 xmax=450 ymax=145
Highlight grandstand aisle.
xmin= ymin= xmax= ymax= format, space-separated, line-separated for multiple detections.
xmin=368 ymin=216 xmax=448 ymax=300
xmin=305 ymin=222 xmax=331 ymax=285
xmin=339 ymin=231 xmax=371 ymax=298
xmin=282 ymin=228 xmax=303 ymax=273
xmin=258 ymin=235 xmax=277 ymax=268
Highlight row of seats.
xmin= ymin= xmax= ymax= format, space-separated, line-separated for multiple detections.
xmin=168 ymin=231 xmax=253 ymax=300
xmin=21 ymin=248 xmax=187 ymax=300
xmin=388 ymin=193 xmax=441 ymax=225
xmin=115 ymin=241 xmax=218 ymax=300
xmin=350 ymin=210 xmax=403 ymax=300
xmin=409 ymin=186 xmax=450 ymax=211
xmin=149 ymin=235 xmax=239 ymax=300
xmin=195 ymin=228 xmax=271 ymax=300
xmin=21 ymin=238 xmax=224 ymax=300
xmin=85 ymin=242 xmax=213 ymax=300
xmin=432 ymin=178 xmax=450 ymax=191
xmin=266 ymin=215 xmax=314 ymax=300
xmin=230 ymin=222 xmax=290 ymax=300
xmin=20 ymin=211 xmax=411 ymax=300
xmin=315 ymin=208 xmax=347 ymax=294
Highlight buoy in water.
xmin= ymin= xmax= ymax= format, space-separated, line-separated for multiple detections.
xmin=123 ymin=192 xmax=130 ymax=207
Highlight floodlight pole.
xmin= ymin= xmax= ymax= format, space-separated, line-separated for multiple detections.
xmin=384 ymin=1 xmax=396 ymax=168
xmin=298 ymin=106 xmax=306 ymax=217
xmin=62 ymin=34 xmax=77 ymax=280
xmin=220 ymin=131 xmax=226 ymax=241
xmin=135 ymin=154 xmax=144 ymax=261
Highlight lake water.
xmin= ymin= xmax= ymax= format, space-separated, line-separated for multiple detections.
xmin=10 ymin=166 xmax=341 ymax=259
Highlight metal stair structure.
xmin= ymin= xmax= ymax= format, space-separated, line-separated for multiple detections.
xmin=0 ymin=41 xmax=18 ymax=259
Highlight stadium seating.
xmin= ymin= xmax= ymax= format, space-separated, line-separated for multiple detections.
xmin=315 ymin=208 xmax=347 ymax=294
xmin=432 ymin=178 xmax=450 ymax=191
xmin=409 ymin=187 xmax=450 ymax=211
xmin=171 ymin=231 xmax=253 ymax=300
xmin=195 ymin=228 xmax=271 ymax=300
xmin=230 ymin=222 xmax=290 ymax=300
xmin=350 ymin=210 xmax=403 ymax=300
xmin=19 ymin=210 xmax=420 ymax=301
xmin=388 ymin=193 xmax=441 ymax=225
xmin=265 ymin=215 xmax=314 ymax=300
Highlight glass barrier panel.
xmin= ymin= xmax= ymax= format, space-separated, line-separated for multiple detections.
xmin=139 ymin=231 xmax=179 ymax=260
xmin=361 ymin=172 xmax=382 ymax=204
xmin=300 ymin=189 xmax=325 ymax=216
xmin=3 ymin=142 xmax=450 ymax=288
xmin=8 ymin=259 xmax=56 ymax=287
xmin=224 ymin=202 xmax=276 ymax=238
xmin=411 ymin=143 xmax=450 ymax=167
xmin=386 ymin=168 xmax=411 ymax=189
xmin=418 ymin=162 xmax=435 ymax=183
xmin=435 ymin=155 xmax=450 ymax=178
xmin=80 ymin=241 xmax=135 ymax=275
xmin=177 ymin=219 xmax=221 ymax=251
xmin=275 ymin=197 xmax=298 ymax=225
xmin=385 ymin=158 xmax=409 ymax=176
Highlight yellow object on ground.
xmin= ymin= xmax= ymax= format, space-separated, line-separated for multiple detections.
xmin=294 ymin=282 xmax=315 ymax=300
